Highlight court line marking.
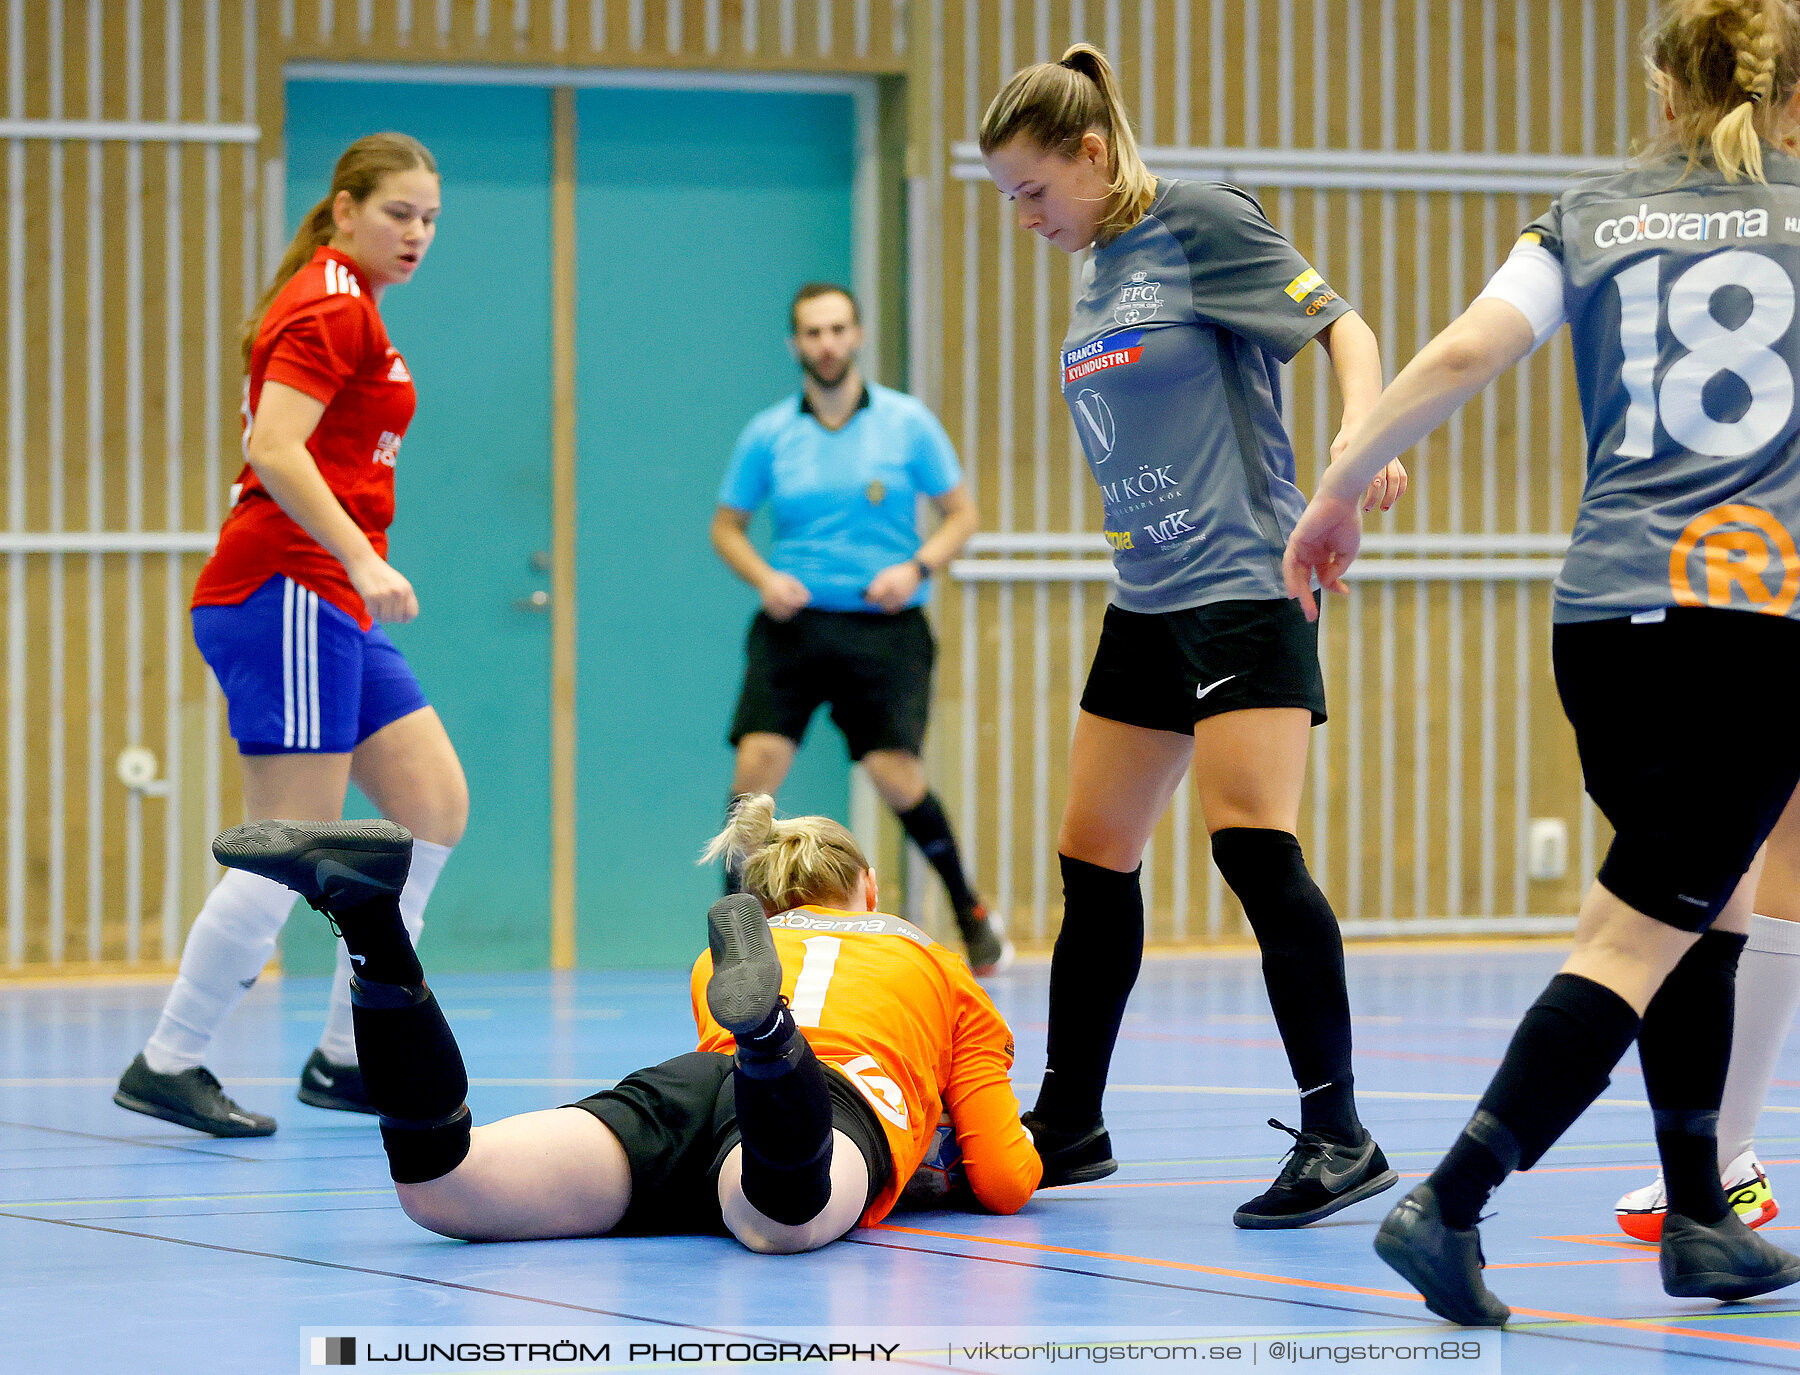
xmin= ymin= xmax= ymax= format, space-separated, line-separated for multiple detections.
xmin=0 ymin=1116 xmax=260 ymax=1159
xmin=0 ymin=1187 xmax=393 ymax=1208
xmin=874 ymin=1225 xmax=1800 ymax=1353
xmin=0 ymin=1076 xmax=616 ymax=1089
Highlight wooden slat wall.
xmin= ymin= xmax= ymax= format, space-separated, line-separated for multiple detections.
xmin=3 ymin=0 xmax=1657 ymax=969
xmin=278 ymin=0 xmax=908 ymax=72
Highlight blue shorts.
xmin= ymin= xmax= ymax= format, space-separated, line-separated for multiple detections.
xmin=192 ymin=575 xmax=429 ymax=755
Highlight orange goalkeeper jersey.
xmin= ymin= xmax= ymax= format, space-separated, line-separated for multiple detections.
xmin=690 ymin=905 xmax=1042 ymax=1225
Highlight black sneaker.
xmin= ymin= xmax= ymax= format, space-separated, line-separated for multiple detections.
xmin=1374 ymin=1182 xmax=1511 ymax=1327
xmin=296 ymin=1048 xmax=375 ymax=1114
xmin=1022 ymin=1110 xmax=1118 ymax=1186
xmin=1234 ymin=1119 xmax=1400 ymax=1229
xmin=956 ymin=904 xmax=1015 ymax=976
xmin=706 ymin=894 xmax=784 ymax=1037
xmin=114 ymin=1053 xmax=276 ymax=1138
xmin=212 ymin=820 xmax=412 ymax=911
xmin=1662 ymin=1206 xmax=1800 ymax=1300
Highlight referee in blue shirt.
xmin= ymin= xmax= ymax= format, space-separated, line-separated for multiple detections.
xmin=710 ymin=282 xmax=1007 ymax=974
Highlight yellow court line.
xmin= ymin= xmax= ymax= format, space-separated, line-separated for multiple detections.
xmin=0 ymin=1188 xmax=394 ymax=1209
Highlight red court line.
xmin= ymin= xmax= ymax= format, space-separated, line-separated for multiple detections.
xmin=874 ymin=1224 xmax=1800 ymax=1353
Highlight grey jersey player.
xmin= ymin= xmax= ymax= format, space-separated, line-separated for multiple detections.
xmin=1288 ymin=0 xmax=1800 ymax=1328
xmin=981 ymin=42 xmax=1405 ymax=1233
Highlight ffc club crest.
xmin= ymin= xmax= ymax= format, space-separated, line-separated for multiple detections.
xmin=1114 ymin=271 xmax=1162 ymax=325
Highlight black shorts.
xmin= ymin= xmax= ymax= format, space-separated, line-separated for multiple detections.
xmin=1080 ymin=598 xmax=1328 ymax=735
xmin=1553 ymin=607 xmax=1800 ymax=931
xmin=568 ymin=1050 xmax=892 ymax=1236
xmin=729 ymin=607 xmax=935 ymax=760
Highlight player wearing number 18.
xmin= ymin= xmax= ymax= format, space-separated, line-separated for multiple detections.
xmin=1284 ymin=0 xmax=1800 ymax=1325
xmin=201 ymin=797 xmax=1039 ymax=1253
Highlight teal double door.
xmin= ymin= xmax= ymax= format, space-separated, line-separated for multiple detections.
xmin=281 ymin=79 xmax=857 ymax=971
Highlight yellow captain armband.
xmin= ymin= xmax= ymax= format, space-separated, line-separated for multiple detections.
xmin=1517 ymin=231 xmax=1542 ymax=247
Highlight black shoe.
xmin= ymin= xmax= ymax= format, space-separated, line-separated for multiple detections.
xmin=1661 ymin=1206 xmax=1800 ymax=1300
xmin=1022 ymin=1110 xmax=1118 ymax=1186
xmin=114 ymin=1053 xmax=276 ymax=1138
xmin=1234 ymin=1119 xmax=1400 ymax=1229
xmin=706 ymin=894 xmax=784 ymax=1037
xmin=956 ymin=903 xmax=1015 ymax=976
xmin=295 ymin=1048 xmax=375 ymax=1114
xmin=1374 ymin=1182 xmax=1511 ymax=1327
xmin=212 ymin=820 xmax=412 ymax=911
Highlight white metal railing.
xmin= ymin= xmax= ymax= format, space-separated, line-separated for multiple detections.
xmin=950 ymin=142 xmax=1624 ymax=194
xmin=0 ymin=119 xmax=260 ymax=143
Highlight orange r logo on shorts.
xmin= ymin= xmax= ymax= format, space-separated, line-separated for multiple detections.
xmin=1669 ymin=503 xmax=1800 ymax=616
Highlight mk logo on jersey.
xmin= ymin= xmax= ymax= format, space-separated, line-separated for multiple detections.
xmin=1593 ymin=204 xmax=1770 ymax=249
xmin=387 ymin=354 xmax=411 ymax=383
xmin=1114 ymin=270 xmax=1163 ymax=325
xmin=372 ymin=431 xmax=402 ymax=468
xmin=1670 ymin=503 xmax=1800 ymax=617
xmin=1063 ymin=330 xmax=1145 ymax=386
xmin=323 ymin=260 xmax=361 ymax=297
xmin=1142 ymin=509 xmax=1196 ymax=544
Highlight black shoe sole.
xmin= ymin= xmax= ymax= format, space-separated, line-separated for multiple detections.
xmin=113 ymin=1088 xmax=277 ymax=1138
xmin=1664 ymin=1265 xmax=1800 ymax=1301
xmin=212 ymin=820 xmax=412 ymax=907
xmin=1234 ymin=1167 xmax=1400 ymax=1230
xmin=296 ymin=1085 xmax=378 ymax=1115
xmin=706 ymin=894 xmax=783 ymax=1037
xmin=1043 ymin=1156 xmax=1120 ymax=1187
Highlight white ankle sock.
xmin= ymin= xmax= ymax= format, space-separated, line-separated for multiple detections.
xmin=1717 ymin=913 xmax=1800 ymax=1169
xmin=143 ymin=870 xmax=297 ymax=1074
xmin=315 ymin=838 xmax=451 ymax=1066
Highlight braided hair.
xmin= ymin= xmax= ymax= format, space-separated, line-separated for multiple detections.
xmin=1645 ymin=0 xmax=1800 ymax=182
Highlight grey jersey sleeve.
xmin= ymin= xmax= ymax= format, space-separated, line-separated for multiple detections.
xmin=1159 ymin=183 xmax=1352 ymax=361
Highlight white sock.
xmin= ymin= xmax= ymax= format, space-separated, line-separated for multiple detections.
xmin=315 ymin=838 xmax=451 ymax=1066
xmin=1717 ymin=913 xmax=1800 ymax=1170
xmin=143 ymin=870 xmax=297 ymax=1074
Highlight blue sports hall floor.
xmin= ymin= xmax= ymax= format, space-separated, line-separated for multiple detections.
xmin=5 ymin=943 xmax=1800 ymax=1373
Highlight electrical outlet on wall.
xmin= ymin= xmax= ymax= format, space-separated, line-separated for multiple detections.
xmin=1527 ymin=818 xmax=1569 ymax=882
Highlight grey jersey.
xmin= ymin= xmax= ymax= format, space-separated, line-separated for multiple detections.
xmin=1062 ymin=179 xmax=1350 ymax=612
xmin=1527 ymin=154 xmax=1800 ymax=623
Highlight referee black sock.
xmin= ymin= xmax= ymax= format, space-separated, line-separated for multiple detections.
xmin=1033 ymin=854 xmax=1144 ymax=1128
xmin=332 ymin=893 xmax=423 ymax=988
xmin=1430 ymin=973 xmax=1640 ymax=1228
xmin=350 ymin=976 xmax=472 ymax=1185
xmin=733 ymin=1021 xmax=835 ymax=1227
xmin=1210 ymin=828 xmax=1360 ymax=1143
xmin=896 ymin=792 xmax=981 ymax=919
xmin=1640 ymin=930 xmax=1746 ymax=1225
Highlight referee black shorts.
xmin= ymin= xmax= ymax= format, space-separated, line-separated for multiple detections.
xmin=567 ymin=1051 xmax=892 ymax=1236
xmin=728 ymin=607 xmax=935 ymax=760
xmin=1080 ymin=598 xmax=1328 ymax=735
xmin=1554 ymin=607 xmax=1800 ymax=931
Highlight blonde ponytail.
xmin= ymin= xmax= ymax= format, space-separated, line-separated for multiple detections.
xmin=979 ymin=43 xmax=1158 ymax=244
xmin=1645 ymin=0 xmax=1800 ymax=183
xmin=700 ymin=795 xmax=870 ymax=914
xmin=240 ymin=131 xmax=438 ymax=366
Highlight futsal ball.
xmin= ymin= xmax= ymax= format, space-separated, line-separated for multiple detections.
xmin=900 ymin=1110 xmax=967 ymax=1206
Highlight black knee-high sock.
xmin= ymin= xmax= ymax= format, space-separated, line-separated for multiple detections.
xmin=732 ymin=1006 xmax=835 ymax=1226
xmin=723 ymin=793 xmax=752 ymax=896
xmin=1210 ymin=828 xmax=1359 ymax=1142
xmin=332 ymin=893 xmax=469 ymax=1184
xmin=896 ymin=792 xmax=980 ymax=919
xmin=1034 ymin=855 xmax=1144 ymax=1127
xmin=1640 ymin=930 xmax=1746 ymax=1225
xmin=1430 ymin=972 xmax=1640 ymax=1228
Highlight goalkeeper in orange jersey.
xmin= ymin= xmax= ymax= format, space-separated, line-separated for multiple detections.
xmin=208 ymin=795 xmax=1041 ymax=1252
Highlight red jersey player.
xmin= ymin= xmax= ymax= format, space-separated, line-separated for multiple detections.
xmin=207 ymin=797 xmax=1043 ymax=1252
xmin=114 ymin=133 xmax=469 ymax=1140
